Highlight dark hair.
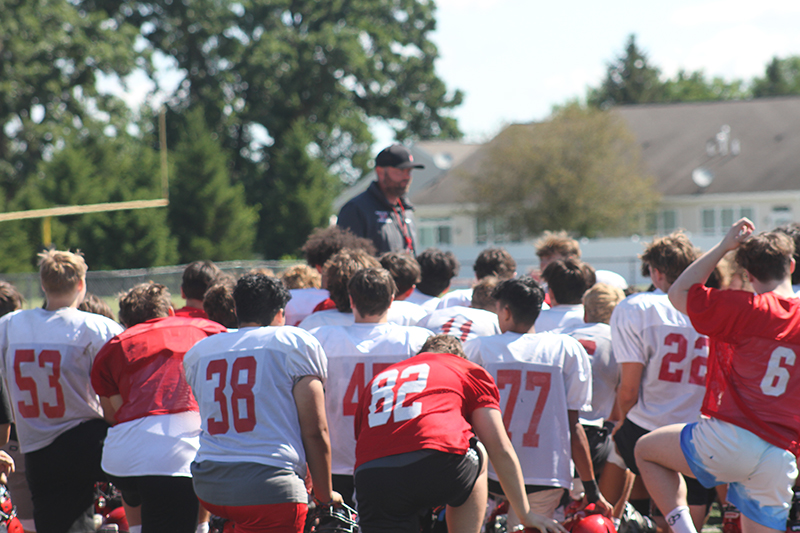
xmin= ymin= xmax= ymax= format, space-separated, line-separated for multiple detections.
xmin=348 ymin=268 xmax=396 ymax=317
xmin=474 ymin=248 xmax=516 ymax=280
xmin=492 ymin=277 xmax=545 ymax=327
xmin=78 ymin=293 xmax=115 ymax=321
xmin=471 ymin=276 xmax=500 ymax=311
xmin=182 ymin=261 xmax=222 ymax=300
xmin=776 ymin=224 xmax=800 ymax=285
xmin=233 ymin=274 xmax=291 ymax=326
xmin=736 ymin=231 xmax=795 ymax=283
xmin=416 ymin=248 xmax=460 ymax=297
xmin=301 ymin=226 xmax=377 ymax=269
xmin=0 ymin=281 xmax=24 ymax=317
xmin=324 ymin=249 xmax=381 ymax=312
xmin=379 ymin=252 xmax=420 ymax=295
xmin=119 ymin=282 xmax=172 ymax=328
xmin=542 ymin=259 xmax=595 ymax=305
xmin=204 ymin=276 xmax=238 ymax=329
xmin=418 ymin=334 xmax=466 ymax=359
xmin=640 ymin=232 xmax=699 ymax=285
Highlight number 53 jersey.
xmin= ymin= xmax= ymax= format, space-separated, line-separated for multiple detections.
xmin=610 ymin=290 xmax=708 ymax=431
xmin=184 ymin=326 xmax=327 ymax=476
xmin=465 ymin=331 xmax=591 ymax=488
xmin=0 ymin=308 xmax=123 ymax=453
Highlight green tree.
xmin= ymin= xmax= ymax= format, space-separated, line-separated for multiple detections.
xmin=169 ymin=108 xmax=258 ymax=262
xmin=588 ymin=34 xmax=664 ymax=108
xmin=8 ymin=129 xmax=178 ymax=271
xmin=467 ymin=105 xmax=659 ymax=239
xmin=662 ymin=70 xmax=748 ymax=102
xmin=0 ymin=0 xmax=140 ymax=195
xmin=123 ymin=0 xmax=463 ymax=256
xmin=752 ymin=56 xmax=800 ymax=97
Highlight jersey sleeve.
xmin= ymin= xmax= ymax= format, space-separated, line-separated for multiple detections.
xmin=463 ymin=364 xmax=501 ymax=413
xmin=90 ymin=337 xmax=123 ymax=398
xmin=610 ymin=299 xmax=647 ymax=365
xmin=686 ymin=284 xmax=755 ymax=341
xmin=561 ymin=337 xmax=593 ymax=411
xmin=284 ymin=329 xmax=328 ymax=383
xmin=463 ymin=338 xmax=484 ymax=367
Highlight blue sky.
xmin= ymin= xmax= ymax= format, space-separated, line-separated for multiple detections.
xmin=430 ymin=0 xmax=800 ymax=141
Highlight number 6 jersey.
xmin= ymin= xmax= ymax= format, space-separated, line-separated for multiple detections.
xmin=0 ymin=308 xmax=123 ymax=453
xmin=610 ymin=289 xmax=708 ymax=430
xmin=184 ymin=326 xmax=327 ymax=476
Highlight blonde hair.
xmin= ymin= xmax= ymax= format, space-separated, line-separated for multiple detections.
xmin=280 ymin=264 xmax=321 ymax=289
xmin=38 ymin=250 xmax=87 ymax=295
xmin=583 ymin=283 xmax=625 ymax=325
xmin=535 ymin=231 xmax=581 ymax=260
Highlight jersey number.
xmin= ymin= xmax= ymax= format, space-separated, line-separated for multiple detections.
xmin=14 ymin=349 xmax=65 ymax=419
xmin=441 ymin=317 xmax=474 ymax=341
xmin=368 ymin=364 xmax=430 ymax=428
xmin=343 ymin=362 xmax=393 ymax=416
xmin=658 ymin=334 xmax=708 ymax=385
xmin=496 ymin=369 xmax=551 ymax=448
xmin=760 ymin=347 xmax=796 ymax=397
xmin=205 ymin=356 xmax=257 ymax=435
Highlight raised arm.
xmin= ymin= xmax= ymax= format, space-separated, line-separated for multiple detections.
xmin=668 ymin=218 xmax=753 ymax=313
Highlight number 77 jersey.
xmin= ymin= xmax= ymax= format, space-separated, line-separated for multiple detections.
xmin=465 ymin=331 xmax=592 ymax=488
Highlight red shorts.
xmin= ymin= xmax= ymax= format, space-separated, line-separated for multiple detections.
xmin=199 ymin=500 xmax=307 ymax=533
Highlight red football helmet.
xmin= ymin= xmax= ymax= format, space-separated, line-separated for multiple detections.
xmin=567 ymin=513 xmax=617 ymax=533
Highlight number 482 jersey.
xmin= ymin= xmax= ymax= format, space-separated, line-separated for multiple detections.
xmin=610 ymin=290 xmax=708 ymax=431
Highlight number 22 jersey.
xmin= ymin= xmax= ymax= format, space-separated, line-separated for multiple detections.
xmin=611 ymin=289 xmax=708 ymax=430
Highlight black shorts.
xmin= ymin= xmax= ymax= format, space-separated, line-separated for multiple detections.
xmin=355 ymin=440 xmax=483 ymax=533
xmin=613 ymin=418 xmax=714 ymax=506
xmin=105 ymin=474 xmax=199 ymax=533
xmin=584 ymin=422 xmax=614 ymax=477
xmin=26 ymin=418 xmax=110 ymax=533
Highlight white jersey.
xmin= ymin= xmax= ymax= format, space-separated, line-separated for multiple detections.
xmin=557 ymin=322 xmax=618 ymax=425
xmin=436 ymin=288 xmax=473 ymax=310
xmin=610 ymin=290 xmax=708 ymax=430
xmin=534 ymin=304 xmax=585 ymax=333
xmin=387 ymin=300 xmax=428 ymax=326
xmin=310 ymin=323 xmax=432 ymax=475
xmin=0 ymin=308 xmax=123 ymax=453
xmin=465 ymin=332 xmax=591 ymax=488
xmin=404 ymin=289 xmax=441 ymax=312
xmin=285 ymin=288 xmax=329 ymax=326
xmin=184 ymin=326 xmax=327 ymax=476
xmin=416 ymin=306 xmax=500 ymax=342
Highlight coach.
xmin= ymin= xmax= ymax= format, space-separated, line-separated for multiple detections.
xmin=337 ymin=144 xmax=422 ymax=254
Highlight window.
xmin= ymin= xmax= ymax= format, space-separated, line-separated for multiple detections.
xmin=769 ymin=206 xmax=792 ymax=229
xmin=701 ymin=209 xmax=715 ymax=235
xmin=475 ymin=216 xmax=522 ymax=245
xmin=646 ymin=209 xmax=678 ymax=235
xmin=419 ymin=218 xmax=453 ymax=248
xmin=700 ymin=206 xmax=755 ymax=235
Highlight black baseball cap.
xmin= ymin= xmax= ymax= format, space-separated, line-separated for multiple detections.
xmin=375 ymin=144 xmax=425 ymax=169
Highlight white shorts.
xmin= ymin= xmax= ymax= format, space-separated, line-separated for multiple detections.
xmin=681 ymin=418 xmax=797 ymax=531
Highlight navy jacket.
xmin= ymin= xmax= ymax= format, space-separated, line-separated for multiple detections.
xmin=337 ymin=181 xmax=417 ymax=254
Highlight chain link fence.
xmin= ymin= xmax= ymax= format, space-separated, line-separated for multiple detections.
xmin=1 ymin=260 xmax=301 ymax=308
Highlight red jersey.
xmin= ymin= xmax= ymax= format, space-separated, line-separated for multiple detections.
xmin=174 ymin=306 xmax=208 ymax=319
xmin=687 ymin=284 xmax=800 ymax=455
xmin=91 ymin=316 xmax=226 ymax=424
xmin=354 ymin=352 xmax=500 ymax=469
xmin=312 ymin=298 xmax=337 ymax=313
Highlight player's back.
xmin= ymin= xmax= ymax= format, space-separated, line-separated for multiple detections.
xmin=611 ymin=290 xmax=708 ymax=430
xmin=417 ymin=306 xmax=500 ymax=342
xmin=558 ymin=322 xmax=618 ymax=425
xmin=184 ymin=326 xmax=327 ymax=474
xmin=436 ymin=288 xmax=473 ymax=310
xmin=465 ymin=331 xmax=591 ymax=487
xmin=387 ymin=300 xmax=428 ymax=326
xmin=0 ymin=307 xmax=122 ymax=453
xmin=285 ymin=288 xmax=329 ymax=326
xmin=312 ymin=323 xmax=432 ymax=474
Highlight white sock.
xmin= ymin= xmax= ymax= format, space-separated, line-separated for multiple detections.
xmin=665 ymin=506 xmax=697 ymax=533
xmin=196 ymin=522 xmax=210 ymax=533
xmin=129 ymin=526 xmax=143 ymax=533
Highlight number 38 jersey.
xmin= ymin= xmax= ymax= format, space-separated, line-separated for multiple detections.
xmin=0 ymin=308 xmax=123 ymax=453
xmin=687 ymin=284 xmax=800 ymax=454
xmin=465 ymin=331 xmax=591 ymax=488
xmin=310 ymin=323 xmax=432 ymax=475
xmin=184 ymin=326 xmax=327 ymax=476
xmin=354 ymin=352 xmax=500 ymax=470
xmin=610 ymin=290 xmax=708 ymax=430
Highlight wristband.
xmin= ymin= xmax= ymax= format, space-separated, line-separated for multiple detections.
xmin=583 ymin=479 xmax=600 ymax=504
xmin=313 ymin=496 xmax=332 ymax=508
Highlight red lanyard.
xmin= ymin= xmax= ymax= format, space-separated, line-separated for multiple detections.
xmin=393 ymin=202 xmax=414 ymax=251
